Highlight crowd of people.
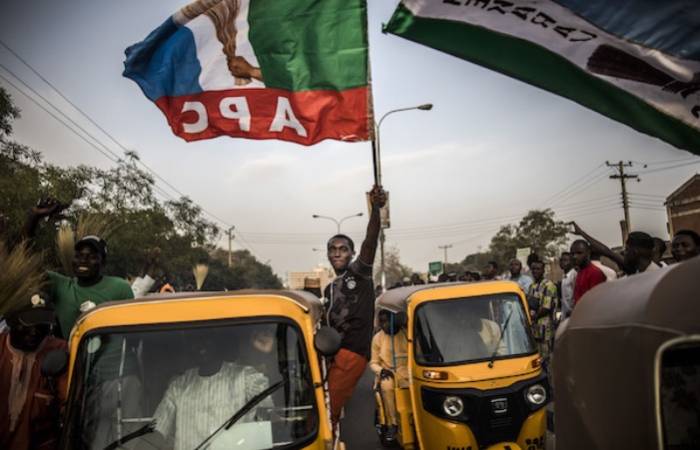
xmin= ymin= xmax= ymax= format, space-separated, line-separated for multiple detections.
xmin=2 ymin=184 xmax=700 ymax=448
xmin=366 ymin=222 xmax=700 ymax=443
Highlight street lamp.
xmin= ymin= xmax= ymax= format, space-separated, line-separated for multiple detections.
xmin=374 ymin=104 xmax=433 ymax=184
xmin=312 ymin=212 xmax=364 ymax=234
xmin=373 ymin=103 xmax=433 ymax=288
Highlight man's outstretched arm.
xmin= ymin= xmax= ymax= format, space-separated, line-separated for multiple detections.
xmin=357 ymin=185 xmax=387 ymax=267
xmin=570 ymin=221 xmax=624 ymax=269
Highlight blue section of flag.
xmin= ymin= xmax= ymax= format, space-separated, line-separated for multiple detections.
xmin=123 ymin=17 xmax=203 ymax=101
xmin=555 ymin=0 xmax=700 ymax=62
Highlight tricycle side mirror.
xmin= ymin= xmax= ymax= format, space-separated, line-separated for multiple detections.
xmin=41 ymin=349 xmax=69 ymax=378
xmin=314 ymin=326 xmax=341 ymax=357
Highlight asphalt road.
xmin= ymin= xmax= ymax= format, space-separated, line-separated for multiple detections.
xmin=341 ymin=369 xmax=383 ymax=449
xmin=341 ymin=369 xmax=556 ymax=449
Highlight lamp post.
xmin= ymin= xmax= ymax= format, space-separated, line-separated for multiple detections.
xmin=312 ymin=212 xmax=363 ymax=234
xmin=373 ymin=103 xmax=433 ymax=288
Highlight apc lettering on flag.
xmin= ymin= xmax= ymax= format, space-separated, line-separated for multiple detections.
xmin=124 ymin=0 xmax=371 ymax=146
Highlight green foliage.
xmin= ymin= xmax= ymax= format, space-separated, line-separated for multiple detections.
xmin=375 ymin=246 xmax=414 ymax=288
xmin=0 ymin=87 xmax=19 ymax=140
xmin=487 ymin=209 xmax=568 ymax=268
xmin=0 ymin=91 xmax=279 ymax=290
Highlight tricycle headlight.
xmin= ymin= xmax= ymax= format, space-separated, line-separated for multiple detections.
xmin=442 ymin=396 xmax=464 ymax=417
xmin=525 ymin=384 xmax=547 ymax=406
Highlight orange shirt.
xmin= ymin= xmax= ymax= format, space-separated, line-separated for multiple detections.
xmin=0 ymin=333 xmax=68 ymax=450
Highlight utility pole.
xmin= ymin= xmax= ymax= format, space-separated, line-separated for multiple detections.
xmin=606 ymin=161 xmax=638 ymax=241
xmin=438 ymin=244 xmax=453 ymax=265
xmin=227 ymin=226 xmax=235 ymax=267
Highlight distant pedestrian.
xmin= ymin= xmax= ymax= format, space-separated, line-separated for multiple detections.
xmin=623 ymin=232 xmax=659 ymax=275
xmin=508 ymin=259 xmax=533 ymax=293
xmin=570 ymin=240 xmax=606 ymax=306
xmin=482 ymin=261 xmax=499 ymax=280
xmin=671 ymin=229 xmax=700 ymax=262
xmin=558 ymin=252 xmax=576 ymax=319
xmin=527 ymin=261 xmax=558 ymax=363
xmin=410 ymin=273 xmax=425 ymax=285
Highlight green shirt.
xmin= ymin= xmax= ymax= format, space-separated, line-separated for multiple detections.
xmin=48 ymin=271 xmax=134 ymax=338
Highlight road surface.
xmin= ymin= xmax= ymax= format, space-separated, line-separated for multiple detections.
xmin=341 ymin=369 xmax=555 ymax=449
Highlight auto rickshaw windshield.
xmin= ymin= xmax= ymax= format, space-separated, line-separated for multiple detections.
xmin=63 ymin=319 xmax=318 ymax=450
xmin=414 ymin=294 xmax=535 ymax=366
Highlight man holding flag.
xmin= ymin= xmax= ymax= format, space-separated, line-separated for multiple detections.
xmin=324 ymin=185 xmax=386 ymax=426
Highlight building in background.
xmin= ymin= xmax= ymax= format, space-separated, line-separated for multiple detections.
xmin=666 ymin=174 xmax=700 ymax=236
xmin=287 ymin=264 xmax=334 ymax=294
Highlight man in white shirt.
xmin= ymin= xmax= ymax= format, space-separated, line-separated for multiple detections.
xmin=559 ymin=252 xmax=576 ymax=319
xmin=152 ymin=334 xmax=269 ymax=450
xmin=590 ymin=251 xmax=618 ymax=281
xmin=508 ymin=259 xmax=533 ymax=293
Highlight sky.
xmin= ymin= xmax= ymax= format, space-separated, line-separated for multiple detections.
xmin=1 ymin=0 xmax=698 ymax=280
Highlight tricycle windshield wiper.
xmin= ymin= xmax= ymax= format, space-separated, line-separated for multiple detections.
xmin=103 ymin=421 xmax=155 ymax=450
xmin=487 ymin=308 xmax=513 ymax=368
xmin=193 ymin=377 xmax=289 ymax=450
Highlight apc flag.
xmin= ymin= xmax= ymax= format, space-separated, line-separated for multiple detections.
xmin=385 ymin=1 xmax=700 ymax=154
xmin=124 ymin=0 xmax=371 ymax=146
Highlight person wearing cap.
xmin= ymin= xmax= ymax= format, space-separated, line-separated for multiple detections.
xmin=0 ymin=297 xmax=67 ymax=450
xmin=46 ymin=235 xmax=134 ymax=336
xmin=25 ymin=199 xmax=134 ymax=338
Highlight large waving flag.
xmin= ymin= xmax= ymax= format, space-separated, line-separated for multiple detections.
xmin=385 ymin=1 xmax=700 ymax=154
xmin=124 ymin=0 xmax=370 ymax=146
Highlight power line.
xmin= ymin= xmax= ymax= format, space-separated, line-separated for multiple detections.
xmin=0 ymin=69 xmax=181 ymax=205
xmin=0 ymin=42 xmax=263 ymax=260
xmin=638 ymin=160 xmax=700 ymax=175
xmin=0 ymin=71 xmax=120 ymax=164
xmin=0 ymin=66 xmax=261 ymax=260
xmin=537 ymin=163 xmax=605 ymax=207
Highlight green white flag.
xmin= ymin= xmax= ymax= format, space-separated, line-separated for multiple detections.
xmin=385 ymin=0 xmax=700 ymax=153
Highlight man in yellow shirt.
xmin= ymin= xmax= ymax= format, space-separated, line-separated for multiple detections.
xmin=370 ymin=310 xmax=408 ymax=443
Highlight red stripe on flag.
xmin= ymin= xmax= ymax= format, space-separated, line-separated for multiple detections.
xmin=154 ymin=87 xmax=370 ymax=146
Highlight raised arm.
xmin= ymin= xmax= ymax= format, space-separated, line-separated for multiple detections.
xmin=23 ymin=197 xmax=68 ymax=241
xmin=357 ymin=185 xmax=387 ymax=266
xmin=570 ymin=221 xmax=624 ymax=268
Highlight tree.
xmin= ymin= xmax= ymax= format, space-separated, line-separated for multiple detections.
xmin=488 ymin=209 xmax=568 ymax=268
xmin=0 ymin=89 xmax=280 ymax=290
xmin=376 ymin=246 xmax=414 ymax=287
xmin=0 ymin=87 xmax=19 ymax=141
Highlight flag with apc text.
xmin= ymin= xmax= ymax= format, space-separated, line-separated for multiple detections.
xmin=124 ymin=0 xmax=371 ymax=146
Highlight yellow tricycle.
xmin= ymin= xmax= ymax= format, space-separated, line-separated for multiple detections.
xmin=375 ymin=280 xmax=549 ymax=450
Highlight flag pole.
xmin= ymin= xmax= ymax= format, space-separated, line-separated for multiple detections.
xmin=371 ymin=131 xmax=381 ymax=186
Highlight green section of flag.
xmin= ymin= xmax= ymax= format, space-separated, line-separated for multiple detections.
xmin=248 ymin=0 xmax=368 ymax=92
xmin=384 ymin=4 xmax=700 ymax=155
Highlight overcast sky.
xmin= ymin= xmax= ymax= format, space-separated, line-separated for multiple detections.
xmin=1 ymin=0 xmax=698 ymax=279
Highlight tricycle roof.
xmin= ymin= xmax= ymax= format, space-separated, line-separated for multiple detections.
xmin=74 ymin=289 xmax=324 ymax=331
xmin=376 ymin=280 xmax=524 ymax=313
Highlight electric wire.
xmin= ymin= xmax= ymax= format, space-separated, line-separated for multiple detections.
xmin=0 ymin=63 xmax=261 ymax=258
xmin=0 ymin=42 xmax=263 ymax=258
